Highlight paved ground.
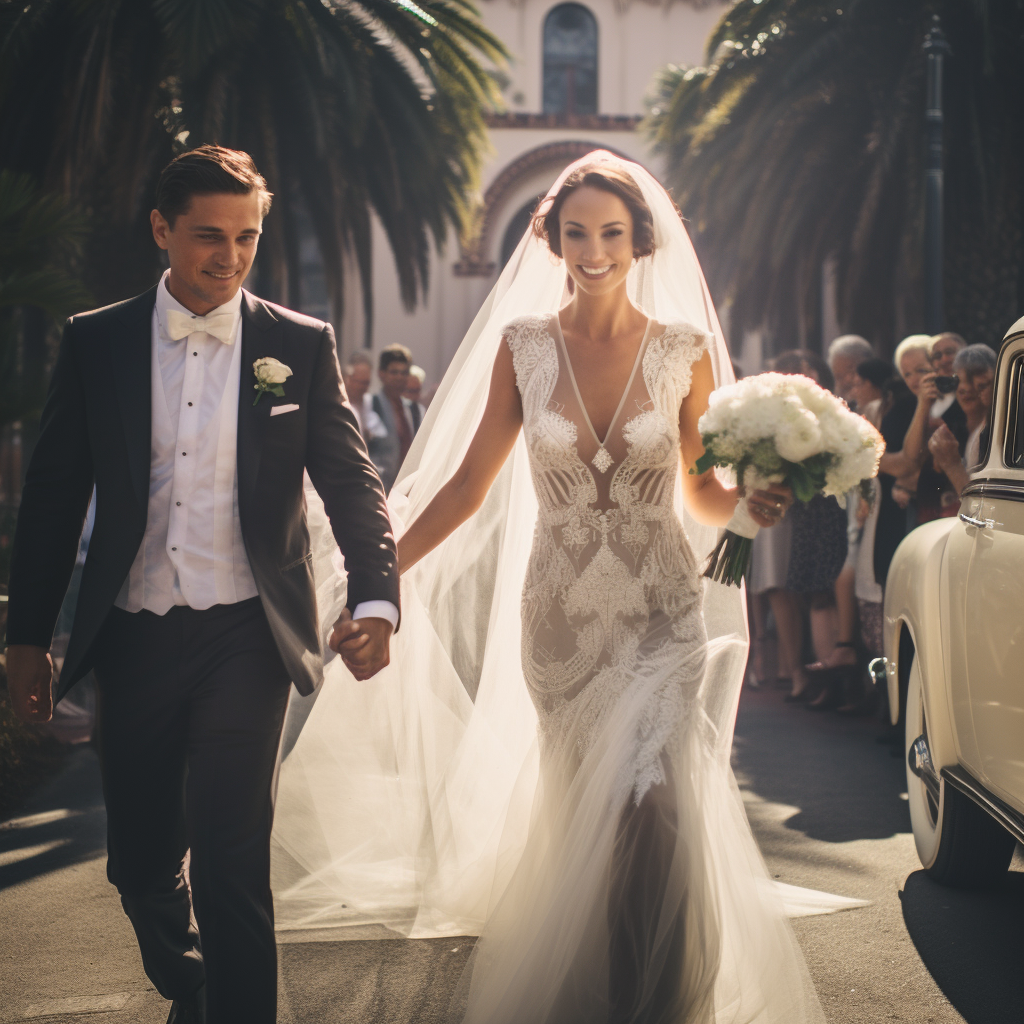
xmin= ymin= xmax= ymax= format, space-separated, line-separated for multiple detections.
xmin=2 ymin=684 xmax=1022 ymax=1023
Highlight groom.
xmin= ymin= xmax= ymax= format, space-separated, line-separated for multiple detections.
xmin=4 ymin=146 xmax=400 ymax=1023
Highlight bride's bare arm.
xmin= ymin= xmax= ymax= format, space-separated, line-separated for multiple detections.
xmin=397 ymin=341 xmax=523 ymax=574
xmin=679 ymin=351 xmax=792 ymax=528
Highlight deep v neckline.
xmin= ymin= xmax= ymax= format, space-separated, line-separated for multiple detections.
xmin=552 ymin=313 xmax=651 ymax=473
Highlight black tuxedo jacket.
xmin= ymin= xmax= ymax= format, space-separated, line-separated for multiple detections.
xmin=6 ymin=286 xmax=400 ymax=701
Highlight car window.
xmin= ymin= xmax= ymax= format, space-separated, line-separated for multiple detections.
xmin=1006 ymin=353 xmax=1024 ymax=468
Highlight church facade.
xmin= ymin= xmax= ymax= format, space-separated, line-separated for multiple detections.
xmin=337 ymin=0 xmax=728 ymax=385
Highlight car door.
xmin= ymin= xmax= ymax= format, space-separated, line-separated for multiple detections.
xmin=963 ymin=351 xmax=1024 ymax=812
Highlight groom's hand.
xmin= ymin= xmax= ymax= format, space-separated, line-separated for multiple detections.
xmin=329 ymin=610 xmax=392 ymax=680
xmin=4 ymin=645 xmax=54 ymax=723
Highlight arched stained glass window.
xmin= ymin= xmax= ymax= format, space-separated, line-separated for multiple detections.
xmin=542 ymin=4 xmax=597 ymax=116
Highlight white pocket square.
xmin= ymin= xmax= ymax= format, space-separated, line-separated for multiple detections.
xmin=270 ymin=403 xmax=300 ymax=417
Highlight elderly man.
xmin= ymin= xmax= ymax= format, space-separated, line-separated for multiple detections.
xmin=826 ymin=334 xmax=875 ymax=405
xmin=928 ymin=332 xmax=967 ymax=426
xmin=342 ymin=351 xmax=386 ymax=442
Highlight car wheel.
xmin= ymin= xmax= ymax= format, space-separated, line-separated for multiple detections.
xmin=905 ymin=653 xmax=1015 ymax=887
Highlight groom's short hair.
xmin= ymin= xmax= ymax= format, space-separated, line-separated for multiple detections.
xmin=156 ymin=145 xmax=273 ymax=227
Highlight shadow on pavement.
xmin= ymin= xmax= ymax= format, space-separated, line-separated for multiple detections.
xmin=733 ymin=689 xmax=910 ymax=843
xmin=901 ymin=869 xmax=1024 ymax=1024
xmin=0 ymin=747 xmax=106 ymax=892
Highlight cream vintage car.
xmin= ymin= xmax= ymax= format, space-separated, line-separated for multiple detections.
xmin=876 ymin=317 xmax=1024 ymax=886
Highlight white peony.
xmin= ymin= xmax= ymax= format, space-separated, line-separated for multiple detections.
xmin=698 ymin=371 xmax=884 ymax=496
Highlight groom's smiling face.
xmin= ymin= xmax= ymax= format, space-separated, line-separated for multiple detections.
xmin=151 ymin=192 xmax=263 ymax=315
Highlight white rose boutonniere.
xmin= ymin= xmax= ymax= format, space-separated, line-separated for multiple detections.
xmin=253 ymin=357 xmax=293 ymax=405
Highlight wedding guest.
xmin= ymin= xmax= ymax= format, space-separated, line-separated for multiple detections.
xmin=769 ymin=351 xmax=848 ymax=704
xmin=929 ymin=344 xmax=997 ymax=493
xmin=747 ymin=506 xmax=793 ymax=690
xmin=343 ymin=351 xmax=386 ymax=442
xmin=872 ymin=336 xmax=935 ymax=589
xmin=911 ymin=333 xmax=970 ymax=523
xmin=826 ymin=334 xmax=875 ymax=405
xmin=404 ymin=364 xmax=426 ymax=405
xmin=930 ymin=331 xmax=966 ymax=376
xmin=928 ymin=331 xmax=968 ymax=442
xmin=851 ymin=369 xmax=911 ymax=697
xmin=849 ymin=357 xmax=895 ymax=428
xmin=955 ymin=344 xmax=996 ymax=469
xmin=812 ymin=357 xmax=899 ymax=712
xmin=854 ymin=478 xmax=884 ymax=665
xmin=369 ymin=344 xmax=423 ymax=492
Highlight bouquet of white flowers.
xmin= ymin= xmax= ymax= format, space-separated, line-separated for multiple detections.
xmin=693 ymin=373 xmax=885 ymax=587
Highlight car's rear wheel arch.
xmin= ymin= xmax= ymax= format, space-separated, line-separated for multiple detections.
xmin=905 ymin=648 xmax=1016 ymax=886
xmin=895 ymin=618 xmax=916 ymax=725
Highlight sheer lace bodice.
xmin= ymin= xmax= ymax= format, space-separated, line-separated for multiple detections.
xmin=506 ymin=313 xmax=710 ymax=800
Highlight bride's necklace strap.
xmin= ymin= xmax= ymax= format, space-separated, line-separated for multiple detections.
xmin=552 ymin=314 xmax=652 ymax=474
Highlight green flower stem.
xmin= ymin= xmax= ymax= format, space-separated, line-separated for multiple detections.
xmin=254 ymin=383 xmax=286 ymax=406
xmin=702 ymin=531 xmax=753 ymax=588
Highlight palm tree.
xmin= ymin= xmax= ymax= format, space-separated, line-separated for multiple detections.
xmin=0 ymin=171 xmax=90 ymax=427
xmin=0 ymin=0 xmax=507 ymax=337
xmin=647 ymin=0 xmax=1024 ymax=356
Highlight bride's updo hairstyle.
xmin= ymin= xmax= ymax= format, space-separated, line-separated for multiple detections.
xmin=533 ymin=163 xmax=656 ymax=260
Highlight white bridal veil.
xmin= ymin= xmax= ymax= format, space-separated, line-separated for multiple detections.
xmin=270 ymin=152 xmax=864 ymax=1020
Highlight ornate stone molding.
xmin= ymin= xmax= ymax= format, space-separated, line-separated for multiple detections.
xmin=454 ymin=139 xmax=637 ymax=277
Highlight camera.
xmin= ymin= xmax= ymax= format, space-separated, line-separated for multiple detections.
xmin=935 ymin=374 xmax=959 ymax=394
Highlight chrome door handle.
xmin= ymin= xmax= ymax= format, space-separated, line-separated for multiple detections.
xmin=959 ymin=512 xmax=991 ymax=528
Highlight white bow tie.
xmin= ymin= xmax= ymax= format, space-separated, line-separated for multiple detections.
xmin=165 ymin=308 xmax=237 ymax=344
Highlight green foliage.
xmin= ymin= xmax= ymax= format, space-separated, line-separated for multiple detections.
xmin=0 ymin=0 xmax=508 ymax=323
xmin=695 ymin=427 xmax=833 ymax=503
xmin=647 ymin=0 xmax=1024 ymax=354
xmin=0 ymin=171 xmax=90 ymax=427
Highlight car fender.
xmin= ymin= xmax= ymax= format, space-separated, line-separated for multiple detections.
xmin=883 ymin=517 xmax=958 ymax=768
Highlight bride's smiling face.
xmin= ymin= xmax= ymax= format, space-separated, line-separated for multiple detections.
xmin=559 ymin=187 xmax=635 ymax=296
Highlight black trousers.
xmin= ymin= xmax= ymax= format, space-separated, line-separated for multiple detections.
xmin=93 ymin=598 xmax=291 ymax=1024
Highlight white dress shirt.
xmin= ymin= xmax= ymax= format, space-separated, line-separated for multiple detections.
xmin=116 ymin=272 xmax=398 ymax=631
xmin=116 ymin=273 xmax=256 ymax=613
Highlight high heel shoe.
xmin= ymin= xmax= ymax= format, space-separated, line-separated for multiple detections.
xmin=807 ymin=663 xmax=860 ymax=711
xmin=804 ymin=640 xmax=857 ymax=676
xmin=805 ymin=674 xmax=843 ymax=710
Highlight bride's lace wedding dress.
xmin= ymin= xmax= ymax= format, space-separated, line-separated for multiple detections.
xmin=513 ymin=314 xmax=706 ymax=807
xmin=453 ymin=313 xmax=830 ymax=1024
xmin=466 ymin=312 xmax=715 ymax=1022
xmin=271 ymin=152 xmax=861 ymax=1024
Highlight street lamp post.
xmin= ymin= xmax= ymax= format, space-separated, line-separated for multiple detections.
xmin=923 ymin=14 xmax=951 ymax=334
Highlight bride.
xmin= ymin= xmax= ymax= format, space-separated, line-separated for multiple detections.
xmin=271 ymin=155 xmax=857 ymax=1023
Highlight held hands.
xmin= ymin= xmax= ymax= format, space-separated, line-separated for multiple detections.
xmin=4 ymin=645 xmax=54 ymax=723
xmin=329 ymin=609 xmax=392 ymax=681
xmin=746 ymin=483 xmax=794 ymax=529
